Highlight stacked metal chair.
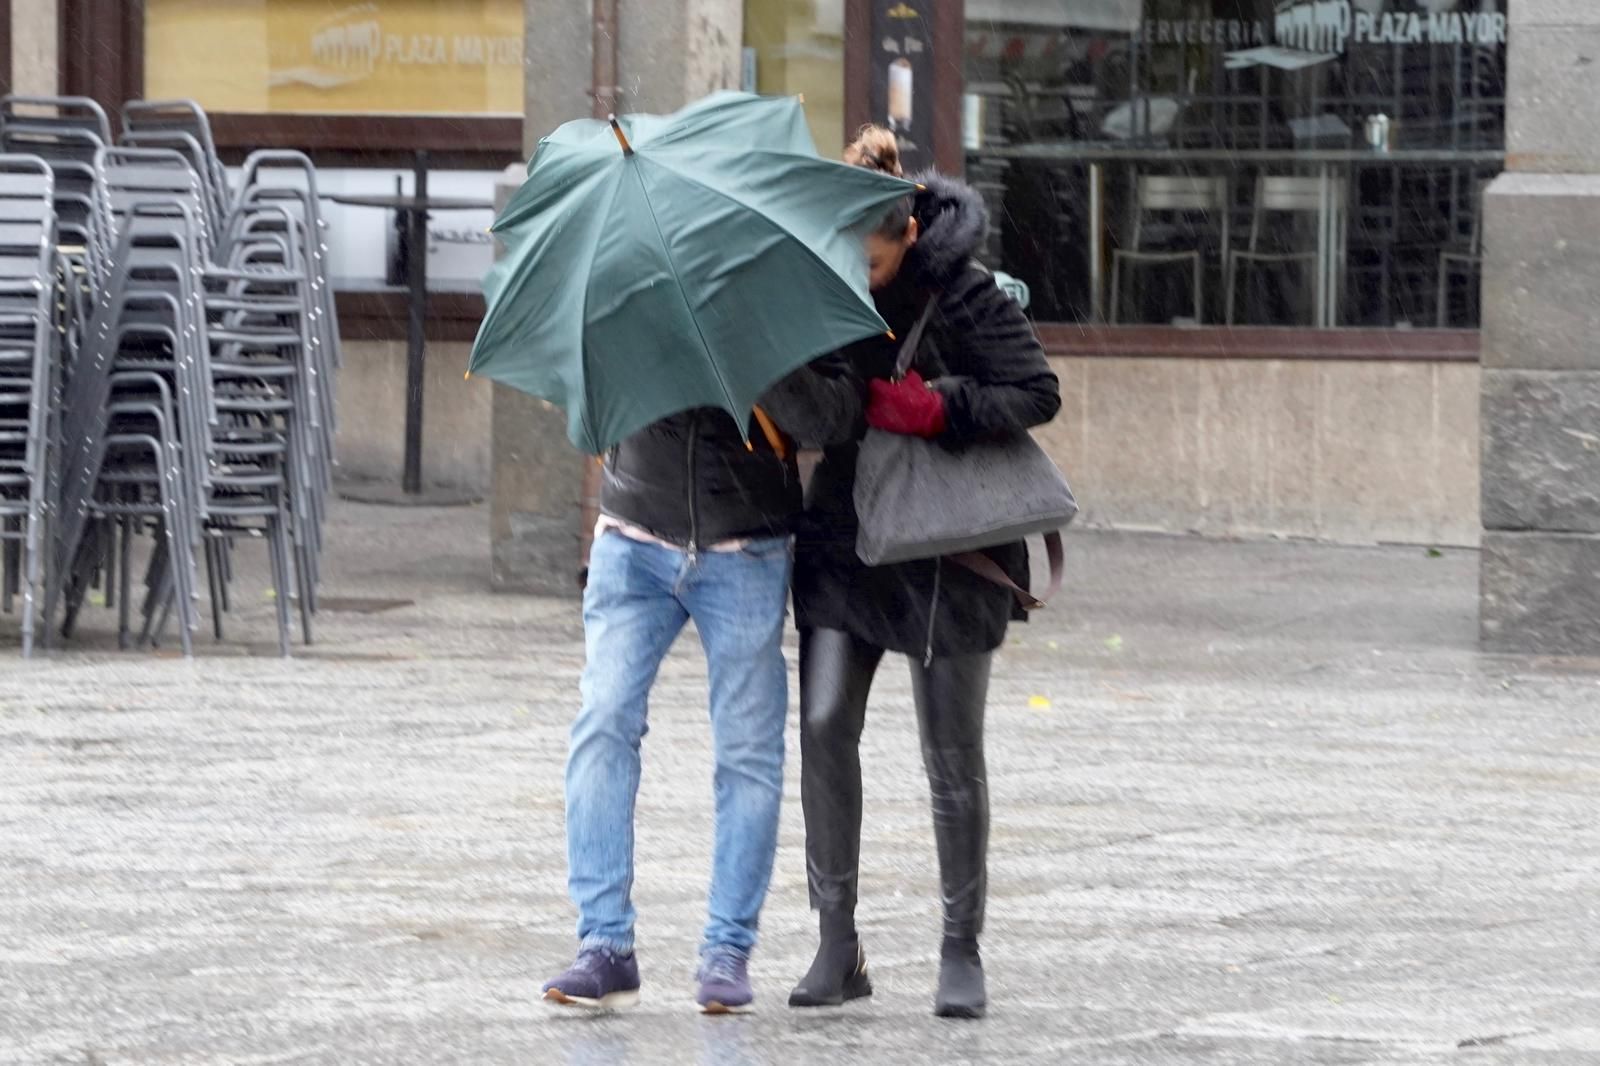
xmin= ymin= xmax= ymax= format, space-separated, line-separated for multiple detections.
xmin=0 ymin=156 xmax=60 ymax=657
xmin=0 ymin=94 xmax=342 ymax=657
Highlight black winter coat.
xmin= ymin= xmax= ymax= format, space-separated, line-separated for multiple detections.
xmin=782 ymin=173 xmax=1062 ymax=658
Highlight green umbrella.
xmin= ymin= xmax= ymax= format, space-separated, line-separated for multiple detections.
xmin=469 ymin=91 xmax=915 ymax=454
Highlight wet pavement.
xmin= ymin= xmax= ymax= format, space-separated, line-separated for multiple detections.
xmin=3 ymin=501 xmax=1598 ymax=1064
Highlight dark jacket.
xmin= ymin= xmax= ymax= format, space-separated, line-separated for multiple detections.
xmin=599 ymin=408 xmax=800 ymax=549
xmin=789 ymin=172 xmax=1062 ymax=657
xmin=600 ymin=346 xmax=859 ymax=547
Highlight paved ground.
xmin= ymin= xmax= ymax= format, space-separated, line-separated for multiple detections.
xmin=3 ymin=500 xmax=1598 ymax=1065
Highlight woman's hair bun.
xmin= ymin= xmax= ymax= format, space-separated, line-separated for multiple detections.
xmin=843 ymin=125 xmax=903 ymax=177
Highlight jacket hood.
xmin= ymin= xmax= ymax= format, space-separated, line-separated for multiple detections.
xmin=907 ymin=171 xmax=988 ymax=288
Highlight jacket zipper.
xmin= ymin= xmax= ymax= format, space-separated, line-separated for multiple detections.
xmin=685 ymin=413 xmax=700 ymax=564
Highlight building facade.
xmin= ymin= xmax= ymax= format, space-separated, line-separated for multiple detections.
xmin=7 ymin=1 xmax=1508 ymax=549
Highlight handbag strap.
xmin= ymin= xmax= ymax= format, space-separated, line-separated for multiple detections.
xmin=948 ymin=530 xmax=1064 ymax=611
xmin=892 ymin=296 xmax=939 ymax=380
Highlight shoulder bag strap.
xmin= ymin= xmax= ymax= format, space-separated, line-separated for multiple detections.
xmin=892 ymin=296 xmax=939 ymax=380
xmin=948 ymin=531 xmax=1064 ymax=611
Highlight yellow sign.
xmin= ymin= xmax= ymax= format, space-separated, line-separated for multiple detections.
xmin=145 ymin=0 xmax=524 ymax=116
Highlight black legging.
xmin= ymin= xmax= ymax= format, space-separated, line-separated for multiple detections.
xmin=798 ymin=626 xmax=992 ymax=941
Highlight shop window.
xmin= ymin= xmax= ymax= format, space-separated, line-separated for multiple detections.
xmin=964 ymin=0 xmax=1508 ymax=328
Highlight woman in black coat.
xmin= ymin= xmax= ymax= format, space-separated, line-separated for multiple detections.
xmin=784 ymin=127 xmax=1061 ymax=1019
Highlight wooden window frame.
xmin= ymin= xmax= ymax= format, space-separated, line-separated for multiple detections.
xmin=1 ymin=0 xmax=13 ymax=97
xmin=59 ymin=0 xmax=522 ymax=168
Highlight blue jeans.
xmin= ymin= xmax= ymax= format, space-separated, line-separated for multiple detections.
xmin=566 ymin=529 xmax=792 ymax=957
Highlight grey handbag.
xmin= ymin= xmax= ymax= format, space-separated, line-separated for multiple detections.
xmin=853 ymin=297 xmax=1078 ymax=608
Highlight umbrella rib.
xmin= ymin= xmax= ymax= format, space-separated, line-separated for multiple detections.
xmin=630 ymin=158 xmax=743 ymax=421
xmin=577 ymin=165 xmax=632 ymax=453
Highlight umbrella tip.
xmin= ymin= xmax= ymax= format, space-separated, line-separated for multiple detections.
xmin=797 ymin=93 xmax=806 ymax=105
xmin=608 ymin=114 xmax=634 ymax=156
xmin=886 ymin=330 xmax=896 ymax=341
xmin=464 ymin=371 xmax=472 ymax=380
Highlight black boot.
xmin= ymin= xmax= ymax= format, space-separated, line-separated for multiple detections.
xmin=789 ymin=937 xmax=872 ymax=1008
xmin=792 ymin=630 xmax=883 ymax=1009
xmin=911 ymin=651 xmax=994 ymax=1020
xmin=934 ymin=936 xmax=986 ymax=1019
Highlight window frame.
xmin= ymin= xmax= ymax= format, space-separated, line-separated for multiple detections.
xmin=1 ymin=0 xmax=13 ymax=97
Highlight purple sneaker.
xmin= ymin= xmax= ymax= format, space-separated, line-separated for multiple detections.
xmin=541 ymin=947 xmax=641 ymax=1010
xmin=696 ymin=947 xmax=754 ymax=1014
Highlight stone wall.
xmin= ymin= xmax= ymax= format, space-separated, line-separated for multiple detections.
xmin=1038 ymin=357 xmax=1480 ymax=547
xmin=351 ymin=340 xmax=1482 ymax=549
xmin=9 ymin=0 xmax=59 ymax=96
xmin=332 ymin=340 xmax=491 ymax=494
xmin=1478 ymin=0 xmax=1600 ymax=653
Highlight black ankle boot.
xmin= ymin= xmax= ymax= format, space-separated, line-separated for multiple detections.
xmin=789 ymin=939 xmax=872 ymax=1008
xmin=934 ymin=937 xmax=986 ymax=1019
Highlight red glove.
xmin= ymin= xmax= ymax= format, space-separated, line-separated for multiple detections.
xmin=866 ymin=370 xmax=946 ymax=438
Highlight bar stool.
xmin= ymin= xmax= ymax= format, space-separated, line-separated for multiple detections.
xmin=1226 ymin=174 xmax=1347 ymax=326
xmin=1437 ymin=180 xmax=1488 ymax=327
xmin=1110 ymin=174 xmax=1229 ymax=324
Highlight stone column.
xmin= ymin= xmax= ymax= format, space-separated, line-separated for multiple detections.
xmin=1479 ymin=2 xmax=1600 ymax=652
xmin=489 ymin=0 xmax=742 ymax=594
xmin=10 ymin=0 xmax=60 ymax=96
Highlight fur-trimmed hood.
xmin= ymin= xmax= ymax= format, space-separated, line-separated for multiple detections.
xmin=907 ymin=171 xmax=989 ymax=288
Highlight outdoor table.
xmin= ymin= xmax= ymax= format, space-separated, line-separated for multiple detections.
xmin=969 ymin=143 xmax=1507 ymax=326
xmin=322 ymin=154 xmax=494 ymax=504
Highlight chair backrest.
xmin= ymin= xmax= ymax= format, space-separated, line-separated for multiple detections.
xmin=122 ymin=99 xmax=231 ymax=212
xmin=1137 ymin=174 xmax=1227 ymax=214
xmin=1131 ymin=174 xmax=1228 ymax=252
xmin=97 ymin=146 xmax=212 ymax=252
xmin=1248 ymin=175 xmax=1347 ymax=251
xmin=1256 ymin=175 xmax=1342 ymax=213
xmin=0 ymin=95 xmax=113 ymax=145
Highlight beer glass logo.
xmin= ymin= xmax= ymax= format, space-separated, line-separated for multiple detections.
xmin=887 ymin=58 xmax=913 ymax=133
xmin=310 ymin=4 xmax=382 ymax=78
xmin=1274 ymin=0 xmax=1353 ymax=54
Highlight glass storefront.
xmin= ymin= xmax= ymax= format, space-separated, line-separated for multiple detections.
xmin=144 ymin=0 xmax=524 ymax=116
xmin=963 ymin=0 xmax=1508 ymax=328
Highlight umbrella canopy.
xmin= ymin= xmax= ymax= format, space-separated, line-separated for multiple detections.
xmin=469 ymin=92 xmax=916 ymax=454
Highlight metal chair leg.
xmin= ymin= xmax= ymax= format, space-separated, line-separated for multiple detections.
xmin=205 ymin=536 xmax=226 ymax=641
xmin=1109 ymin=252 xmax=1123 ymax=325
xmin=1437 ymin=254 xmax=1450 ymax=328
xmin=269 ymin=516 xmax=293 ymax=659
xmin=117 ymin=521 xmax=134 ymax=651
xmin=1225 ymin=254 xmax=1239 ymax=325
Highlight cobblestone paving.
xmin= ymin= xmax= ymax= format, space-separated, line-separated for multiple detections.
xmin=3 ymin=502 xmax=1598 ymax=1064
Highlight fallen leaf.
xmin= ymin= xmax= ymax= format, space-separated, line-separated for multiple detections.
xmin=1028 ymin=696 xmax=1052 ymax=711
xmin=1426 ymin=547 xmax=1444 ymax=559
xmin=1104 ymin=634 xmax=1124 ymax=652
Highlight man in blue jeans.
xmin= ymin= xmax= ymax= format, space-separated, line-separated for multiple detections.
xmin=542 ymin=371 xmax=856 ymax=1013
